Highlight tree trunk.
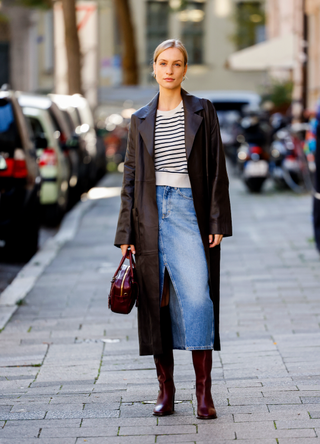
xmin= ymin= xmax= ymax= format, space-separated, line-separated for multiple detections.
xmin=114 ymin=0 xmax=138 ymax=85
xmin=61 ymin=0 xmax=82 ymax=94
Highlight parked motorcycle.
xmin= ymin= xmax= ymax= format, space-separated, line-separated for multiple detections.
xmin=237 ymin=141 xmax=270 ymax=192
xmin=270 ymin=124 xmax=312 ymax=193
xmin=237 ymin=108 xmax=270 ymax=192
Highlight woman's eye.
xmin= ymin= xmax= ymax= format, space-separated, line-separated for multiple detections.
xmin=160 ymin=63 xmax=166 ymax=66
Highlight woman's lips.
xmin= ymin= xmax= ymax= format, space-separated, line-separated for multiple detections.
xmin=164 ymin=78 xmax=174 ymax=82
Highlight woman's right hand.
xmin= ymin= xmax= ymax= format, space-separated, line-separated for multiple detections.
xmin=120 ymin=244 xmax=136 ymax=257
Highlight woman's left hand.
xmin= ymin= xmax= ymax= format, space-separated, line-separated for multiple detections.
xmin=209 ymin=234 xmax=223 ymax=248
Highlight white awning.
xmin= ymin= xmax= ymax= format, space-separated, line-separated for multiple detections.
xmin=227 ymin=33 xmax=295 ymax=71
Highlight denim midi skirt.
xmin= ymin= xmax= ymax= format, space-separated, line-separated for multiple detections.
xmin=156 ymin=185 xmax=214 ymax=351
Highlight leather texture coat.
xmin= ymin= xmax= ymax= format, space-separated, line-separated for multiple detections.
xmin=115 ymin=89 xmax=232 ymax=356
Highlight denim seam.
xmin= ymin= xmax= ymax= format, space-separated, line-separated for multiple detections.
xmin=165 ymin=262 xmax=187 ymax=349
xmin=177 ymin=188 xmax=193 ymax=200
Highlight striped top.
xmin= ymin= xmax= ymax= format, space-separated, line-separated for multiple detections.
xmin=154 ymin=100 xmax=191 ymax=188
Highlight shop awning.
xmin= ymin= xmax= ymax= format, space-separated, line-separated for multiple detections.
xmin=227 ymin=33 xmax=295 ymax=71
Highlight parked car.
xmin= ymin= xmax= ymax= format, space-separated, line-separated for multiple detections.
xmin=0 ymin=86 xmax=41 ymax=260
xmin=70 ymin=94 xmax=106 ymax=183
xmin=192 ymin=90 xmax=261 ymax=164
xmin=49 ymin=94 xmax=106 ymax=187
xmin=48 ymin=93 xmax=92 ymax=194
xmin=17 ymin=94 xmax=70 ymax=225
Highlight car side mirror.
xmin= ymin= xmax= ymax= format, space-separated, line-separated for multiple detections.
xmin=35 ymin=136 xmax=48 ymax=149
xmin=0 ymin=154 xmax=8 ymax=171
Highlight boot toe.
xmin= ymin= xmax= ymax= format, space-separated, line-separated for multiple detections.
xmin=153 ymin=403 xmax=174 ymax=416
xmin=197 ymin=406 xmax=217 ymax=419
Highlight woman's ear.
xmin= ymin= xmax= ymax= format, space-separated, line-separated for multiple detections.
xmin=184 ymin=64 xmax=188 ymax=76
xmin=153 ymin=62 xmax=156 ymax=77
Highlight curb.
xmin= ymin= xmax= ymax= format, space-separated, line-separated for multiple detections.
xmin=0 ymin=174 xmax=117 ymax=330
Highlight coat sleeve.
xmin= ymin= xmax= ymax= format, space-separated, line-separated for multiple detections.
xmin=206 ymin=100 xmax=233 ymax=237
xmin=114 ymin=114 xmax=137 ymax=248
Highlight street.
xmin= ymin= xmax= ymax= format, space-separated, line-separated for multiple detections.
xmin=0 ymin=228 xmax=59 ymax=295
xmin=0 ymin=170 xmax=320 ymax=444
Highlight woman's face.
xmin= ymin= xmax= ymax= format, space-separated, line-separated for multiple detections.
xmin=153 ymin=47 xmax=187 ymax=90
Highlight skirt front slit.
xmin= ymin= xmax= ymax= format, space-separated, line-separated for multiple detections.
xmin=156 ymin=185 xmax=214 ymax=351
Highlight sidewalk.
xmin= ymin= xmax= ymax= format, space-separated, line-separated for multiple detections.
xmin=0 ymin=172 xmax=320 ymax=444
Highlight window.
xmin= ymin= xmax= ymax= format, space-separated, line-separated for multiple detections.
xmin=180 ymin=1 xmax=205 ymax=65
xmin=233 ymin=2 xmax=266 ymax=50
xmin=0 ymin=99 xmax=21 ymax=155
xmin=146 ymin=1 xmax=169 ymax=64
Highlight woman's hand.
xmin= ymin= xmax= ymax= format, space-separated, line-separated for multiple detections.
xmin=120 ymin=244 xmax=136 ymax=257
xmin=209 ymin=234 xmax=223 ymax=248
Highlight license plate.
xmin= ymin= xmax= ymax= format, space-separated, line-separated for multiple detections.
xmin=244 ymin=160 xmax=269 ymax=177
xmin=283 ymin=158 xmax=299 ymax=171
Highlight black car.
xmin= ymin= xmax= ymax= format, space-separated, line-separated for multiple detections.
xmin=0 ymin=87 xmax=41 ymax=261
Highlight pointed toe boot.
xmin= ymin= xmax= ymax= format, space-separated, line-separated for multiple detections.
xmin=192 ymin=350 xmax=217 ymax=419
xmin=153 ymin=350 xmax=175 ymax=416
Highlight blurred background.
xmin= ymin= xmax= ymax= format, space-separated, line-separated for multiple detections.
xmin=1 ymin=0 xmax=320 ymax=284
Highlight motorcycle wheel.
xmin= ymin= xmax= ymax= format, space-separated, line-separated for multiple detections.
xmin=244 ymin=177 xmax=265 ymax=193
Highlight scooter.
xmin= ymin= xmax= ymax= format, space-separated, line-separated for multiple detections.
xmin=237 ymin=140 xmax=269 ymax=192
xmin=270 ymin=124 xmax=312 ymax=193
xmin=236 ymin=111 xmax=270 ymax=192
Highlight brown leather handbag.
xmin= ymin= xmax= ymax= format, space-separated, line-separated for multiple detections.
xmin=108 ymin=249 xmax=139 ymax=314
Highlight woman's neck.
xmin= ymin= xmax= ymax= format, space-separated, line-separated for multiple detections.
xmin=157 ymin=86 xmax=182 ymax=111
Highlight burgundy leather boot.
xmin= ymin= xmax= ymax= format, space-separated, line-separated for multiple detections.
xmin=153 ymin=350 xmax=175 ymax=416
xmin=192 ymin=350 xmax=217 ymax=419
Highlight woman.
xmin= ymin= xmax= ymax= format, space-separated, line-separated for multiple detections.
xmin=115 ymin=39 xmax=232 ymax=419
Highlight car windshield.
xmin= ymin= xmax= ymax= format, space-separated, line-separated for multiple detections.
xmin=217 ymin=110 xmax=241 ymax=127
xmin=212 ymin=101 xmax=250 ymax=112
xmin=0 ymin=98 xmax=22 ymax=156
xmin=27 ymin=116 xmax=46 ymax=140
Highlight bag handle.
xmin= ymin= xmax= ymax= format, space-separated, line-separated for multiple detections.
xmin=112 ymin=248 xmax=135 ymax=281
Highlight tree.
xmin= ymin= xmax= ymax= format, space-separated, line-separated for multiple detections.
xmin=114 ymin=0 xmax=138 ymax=85
xmin=61 ymin=0 xmax=82 ymax=94
xmin=19 ymin=0 xmax=82 ymax=94
xmin=19 ymin=0 xmax=51 ymax=7
xmin=19 ymin=0 xmax=138 ymax=88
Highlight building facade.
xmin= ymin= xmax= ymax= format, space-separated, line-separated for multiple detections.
xmin=112 ymin=0 xmax=267 ymax=94
xmin=1 ymin=0 xmax=268 ymax=106
xmin=306 ymin=0 xmax=320 ymax=109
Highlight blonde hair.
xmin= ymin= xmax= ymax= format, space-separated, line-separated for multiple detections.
xmin=153 ymin=39 xmax=188 ymax=66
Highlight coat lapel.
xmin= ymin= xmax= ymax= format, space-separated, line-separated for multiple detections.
xmin=182 ymin=89 xmax=204 ymax=160
xmin=137 ymin=89 xmax=204 ymax=161
xmin=137 ymin=92 xmax=159 ymax=159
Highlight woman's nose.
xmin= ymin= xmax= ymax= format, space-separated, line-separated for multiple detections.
xmin=166 ymin=66 xmax=173 ymax=74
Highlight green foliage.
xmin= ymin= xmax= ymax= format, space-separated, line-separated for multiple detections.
xmin=230 ymin=1 xmax=266 ymax=50
xmin=169 ymin=0 xmax=188 ymax=13
xmin=19 ymin=0 xmax=52 ymax=9
xmin=261 ymin=78 xmax=293 ymax=109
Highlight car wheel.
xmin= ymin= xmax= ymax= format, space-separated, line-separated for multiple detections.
xmin=5 ymin=190 xmax=40 ymax=262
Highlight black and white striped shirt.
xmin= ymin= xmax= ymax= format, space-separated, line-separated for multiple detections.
xmin=154 ymin=100 xmax=191 ymax=188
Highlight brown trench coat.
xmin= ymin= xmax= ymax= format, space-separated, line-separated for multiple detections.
xmin=114 ymin=89 xmax=232 ymax=356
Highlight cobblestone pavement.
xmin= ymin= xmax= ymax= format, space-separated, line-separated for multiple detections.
xmin=0 ymin=227 xmax=58 ymax=294
xmin=0 ymin=172 xmax=320 ymax=444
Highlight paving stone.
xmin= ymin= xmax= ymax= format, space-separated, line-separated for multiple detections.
xmin=118 ymin=425 xmax=196 ymax=435
xmin=278 ymin=440 xmax=320 ymax=444
xmin=234 ymin=411 xmax=309 ymax=422
xmin=39 ymin=427 xmax=118 ymax=437
xmin=75 ymin=438 xmax=155 ymax=444
xmin=1 ymin=173 xmax=320 ymax=443
xmin=45 ymin=410 xmax=119 ymax=419
xmin=156 ymin=433 xmax=237 ymax=443
xmin=0 ymin=440 xmax=76 ymax=444
xmin=0 ymin=426 xmax=40 ymax=438
xmin=0 ymin=411 xmax=46 ymax=420
xmin=81 ymin=417 xmax=157 ymax=427
xmin=276 ymin=419 xmax=320 ymax=428
xmin=3 ymin=419 xmax=81 ymax=428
